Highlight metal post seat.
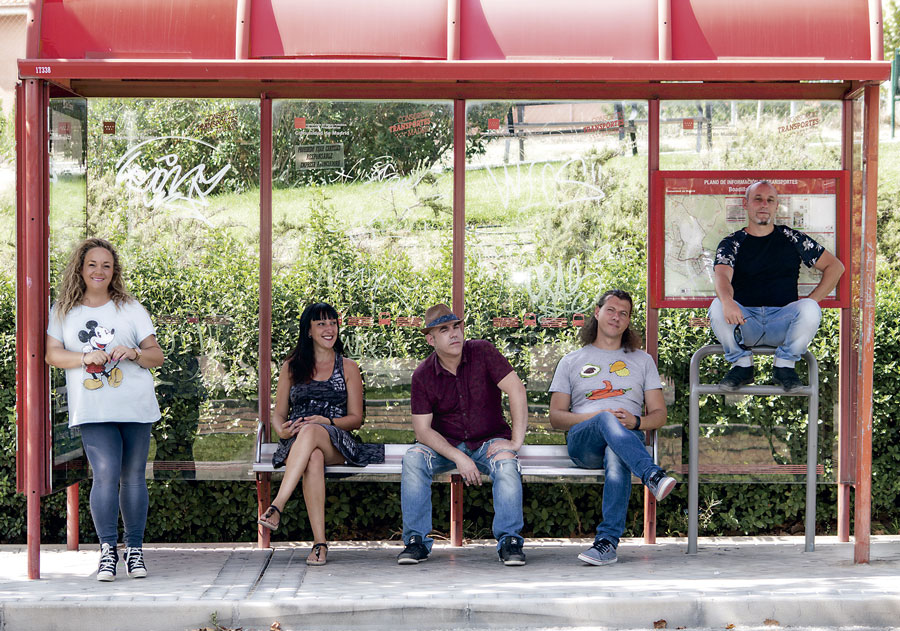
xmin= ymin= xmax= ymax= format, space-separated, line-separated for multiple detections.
xmin=687 ymin=344 xmax=819 ymax=554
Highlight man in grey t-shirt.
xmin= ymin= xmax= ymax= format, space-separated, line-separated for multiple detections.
xmin=549 ymin=289 xmax=676 ymax=566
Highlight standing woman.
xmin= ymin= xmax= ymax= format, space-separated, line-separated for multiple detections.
xmin=45 ymin=238 xmax=164 ymax=581
xmin=257 ymin=302 xmax=383 ymax=566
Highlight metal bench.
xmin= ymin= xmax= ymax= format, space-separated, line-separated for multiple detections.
xmin=688 ymin=345 xmax=819 ymax=554
xmin=253 ymin=429 xmax=658 ymax=547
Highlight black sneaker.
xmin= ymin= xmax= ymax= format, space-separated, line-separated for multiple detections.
xmin=718 ymin=365 xmax=754 ymax=391
xmin=773 ymin=366 xmax=804 ymax=392
xmin=397 ymin=535 xmax=429 ymax=565
xmin=97 ymin=543 xmax=118 ymax=582
xmin=646 ymin=469 xmax=677 ymax=501
xmin=124 ymin=546 xmax=147 ymax=578
xmin=498 ymin=537 xmax=526 ymax=566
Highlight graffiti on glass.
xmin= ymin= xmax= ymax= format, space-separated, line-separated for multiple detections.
xmin=115 ymin=136 xmax=232 ymax=210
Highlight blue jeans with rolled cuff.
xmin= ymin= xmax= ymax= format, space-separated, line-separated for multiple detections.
xmin=400 ymin=437 xmax=524 ymax=551
xmin=566 ymin=412 xmax=661 ymax=547
xmin=708 ymin=297 xmax=822 ymax=368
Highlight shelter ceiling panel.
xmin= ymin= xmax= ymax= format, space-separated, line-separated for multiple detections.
xmin=671 ymin=0 xmax=871 ymax=61
xmin=250 ymin=0 xmax=447 ymax=59
xmin=38 ymin=0 xmax=238 ymax=59
xmin=460 ymin=0 xmax=658 ymax=60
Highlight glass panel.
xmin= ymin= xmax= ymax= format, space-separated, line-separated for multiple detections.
xmin=659 ymin=101 xmax=842 ymax=170
xmin=48 ymin=97 xmax=90 ymax=491
xmin=463 ymin=100 xmax=680 ymax=467
xmin=86 ymin=98 xmax=260 ymax=479
xmin=271 ymin=100 xmax=454 ymax=442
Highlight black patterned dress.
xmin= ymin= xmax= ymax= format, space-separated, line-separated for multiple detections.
xmin=271 ymin=353 xmax=384 ymax=469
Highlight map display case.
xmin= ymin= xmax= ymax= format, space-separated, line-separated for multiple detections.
xmin=649 ymin=171 xmax=849 ymax=308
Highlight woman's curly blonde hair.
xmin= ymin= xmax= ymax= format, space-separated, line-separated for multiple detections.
xmin=54 ymin=238 xmax=132 ymax=320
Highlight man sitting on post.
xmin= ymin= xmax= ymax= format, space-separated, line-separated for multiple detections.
xmin=549 ymin=289 xmax=675 ymax=566
xmin=710 ymin=180 xmax=844 ymax=391
xmin=397 ymin=303 xmax=529 ymax=566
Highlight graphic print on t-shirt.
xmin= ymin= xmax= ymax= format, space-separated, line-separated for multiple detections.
xmin=78 ymin=319 xmax=123 ymax=390
xmin=583 ymin=361 xmax=633 ymax=400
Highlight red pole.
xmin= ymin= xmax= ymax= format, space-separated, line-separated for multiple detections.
xmin=449 ymin=99 xmax=466 ymax=546
xmin=66 ymin=484 xmax=79 ymax=550
xmin=658 ymin=0 xmax=671 ymax=61
xmin=854 ymin=84 xmax=879 ymax=564
xmin=452 ymin=98 xmax=465 ymax=316
xmin=643 ymin=98 xmax=660 ymax=544
xmin=258 ymin=94 xmax=273 ymax=549
xmin=446 ymin=0 xmax=460 ymax=61
xmin=23 ymin=78 xmax=49 ymax=580
xmin=837 ymin=99 xmax=857 ymax=542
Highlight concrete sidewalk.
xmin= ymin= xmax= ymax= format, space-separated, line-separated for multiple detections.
xmin=1 ymin=537 xmax=899 ymax=631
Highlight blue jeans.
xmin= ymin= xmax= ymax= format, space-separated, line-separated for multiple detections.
xmin=708 ymin=297 xmax=822 ymax=367
xmin=567 ymin=412 xmax=660 ymax=547
xmin=79 ymin=422 xmax=152 ymax=548
xmin=401 ymin=438 xmax=524 ymax=551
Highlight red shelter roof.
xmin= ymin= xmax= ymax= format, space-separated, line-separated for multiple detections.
xmin=19 ymin=0 xmax=888 ymax=98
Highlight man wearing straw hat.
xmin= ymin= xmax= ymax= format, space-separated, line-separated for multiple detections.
xmin=397 ymin=303 xmax=529 ymax=566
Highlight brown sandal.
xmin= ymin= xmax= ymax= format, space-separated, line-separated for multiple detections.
xmin=306 ymin=542 xmax=328 ymax=566
xmin=257 ymin=505 xmax=281 ymax=531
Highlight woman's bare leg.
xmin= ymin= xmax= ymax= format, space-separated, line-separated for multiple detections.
xmin=302 ymin=449 xmax=327 ymax=544
xmin=268 ymin=424 xmax=342 ymax=528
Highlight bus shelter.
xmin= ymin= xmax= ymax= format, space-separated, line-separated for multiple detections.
xmin=16 ymin=0 xmax=887 ymax=578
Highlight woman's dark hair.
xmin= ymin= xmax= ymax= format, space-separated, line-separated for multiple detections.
xmin=578 ymin=289 xmax=642 ymax=352
xmin=287 ymin=302 xmax=344 ymax=384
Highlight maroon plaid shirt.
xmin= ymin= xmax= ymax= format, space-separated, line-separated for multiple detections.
xmin=410 ymin=339 xmax=515 ymax=449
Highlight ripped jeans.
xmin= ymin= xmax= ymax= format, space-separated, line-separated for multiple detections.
xmin=400 ymin=438 xmax=524 ymax=551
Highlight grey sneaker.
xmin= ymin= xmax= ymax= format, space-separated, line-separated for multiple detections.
xmin=646 ymin=469 xmax=677 ymax=501
xmin=773 ymin=366 xmax=803 ymax=392
xmin=124 ymin=546 xmax=147 ymax=578
xmin=719 ymin=365 xmax=754 ymax=391
xmin=397 ymin=535 xmax=429 ymax=565
xmin=578 ymin=539 xmax=617 ymax=566
xmin=97 ymin=543 xmax=118 ymax=582
xmin=498 ymin=537 xmax=526 ymax=566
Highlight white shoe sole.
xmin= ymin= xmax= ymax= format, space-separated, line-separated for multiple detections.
xmin=97 ymin=572 xmax=116 ymax=582
xmin=126 ymin=568 xmax=147 ymax=578
xmin=578 ymin=552 xmax=617 ymax=566
xmin=652 ymin=477 xmax=677 ymax=501
xmin=397 ymin=556 xmax=427 ymax=565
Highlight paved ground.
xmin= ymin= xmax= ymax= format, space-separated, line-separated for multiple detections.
xmin=1 ymin=537 xmax=899 ymax=631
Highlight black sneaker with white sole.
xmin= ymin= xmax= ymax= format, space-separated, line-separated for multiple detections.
xmin=397 ymin=535 xmax=430 ymax=564
xmin=97 ymin=543 xmax=118 ymax=582
xmin=646 ymin=469 xmax=677 ymax=501
xmin=498 ymin=537 xmax=526 ymax=566
xmin=124 ymin=546 xmax=148 ymax=578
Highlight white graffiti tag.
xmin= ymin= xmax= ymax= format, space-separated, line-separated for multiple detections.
xmin=115 ymin=136 xmax=231 ymax=210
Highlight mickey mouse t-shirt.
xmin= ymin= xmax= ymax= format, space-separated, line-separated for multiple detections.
xmin=47 ymin=300 xmax=161 ymax=427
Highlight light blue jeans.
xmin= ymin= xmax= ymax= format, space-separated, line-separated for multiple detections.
xmin=79 ymin=422 xmax=152 ymax=548
xmin=401 ymin=438 xmax=524 ymax=551
xmin=567 ymin=412 xmax=660 ymax=547
xmin=708 ymin=297 xmax=822 ymax=367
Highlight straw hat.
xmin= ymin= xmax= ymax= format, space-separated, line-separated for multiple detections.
xmin=421 ymin=303 xmax=463 ymax=334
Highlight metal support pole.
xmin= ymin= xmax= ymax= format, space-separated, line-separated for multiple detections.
xmin=257 ymin=94 xmax=273 ymax=549
xmin=66 ymin=484 xmax=79 ymax=550
xmin=644 ymin=98 xmax=660 ymax=544
xmin=23 ymin=78 xmax=49 ymax=580
xmin=452 ymin=99 xmax=465 ymax=315
xmin=854 ymin=84 xmax=879 ymax=564
xmin=450 ymin=474 xmax=464 ymax=546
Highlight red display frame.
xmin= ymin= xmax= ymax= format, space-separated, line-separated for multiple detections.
xmin=649 ymin=170 xmax=850 ymax=309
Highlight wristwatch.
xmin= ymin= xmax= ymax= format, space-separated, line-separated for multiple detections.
xmin=634 ymin=415 xmax=642 ymax=430
xmin=133 ymin=347 xmax=143 ymax=361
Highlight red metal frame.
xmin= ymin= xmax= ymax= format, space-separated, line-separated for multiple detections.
xmin=15 ymin=0 xmax=891 ymax=574
xmin=650 ymin=170 xmax=851 ymax=309
xmin=257 ymin=95 xmax=273 ymax=549
xmin=854 ymin=85 xmax=879 ymax=563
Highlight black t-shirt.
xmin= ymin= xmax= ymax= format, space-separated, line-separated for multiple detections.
xmin=714 ymin=225 xmax=824 ymax=307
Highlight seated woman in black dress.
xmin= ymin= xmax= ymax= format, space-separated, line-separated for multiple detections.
xmin=257 ymin=302 xmax=383 ymax=565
